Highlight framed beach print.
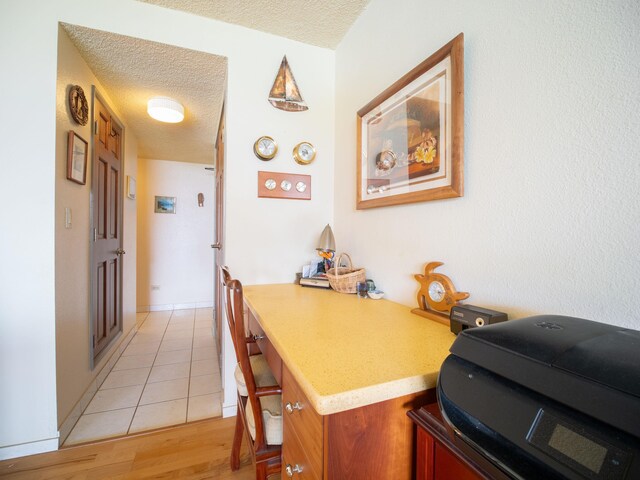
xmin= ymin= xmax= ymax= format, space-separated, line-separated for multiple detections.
xmin=66 ymin=130 xmax=88 ymax=185
xmin=356 ymin=33 xmax=464 ymax=209
xmin=154 ymin=196 xmax=176 ymax=214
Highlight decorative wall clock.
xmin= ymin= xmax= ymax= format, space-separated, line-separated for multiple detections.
xmin=412 ymin=261 xmax=469 ymax=325
xmin=254 ymin=135 xmax=278 ymax=160
xmin=68 ymin=85 xmax=89 ymax=126
xmin=293 ymin=141 xmax=316 ymax=165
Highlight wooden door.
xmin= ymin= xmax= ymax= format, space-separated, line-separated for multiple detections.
xmin=91 ymin=92 xmax=124 ymax=360
xmin=213 ymin=104 xmax=225 ymax=361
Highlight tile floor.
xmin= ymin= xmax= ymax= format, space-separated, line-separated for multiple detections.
xmin=64 ymin=308 xmax=222 ymax=446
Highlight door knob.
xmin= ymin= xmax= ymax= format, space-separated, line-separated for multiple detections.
xmin=116 ymin=248 xmax=126 ymax=255
xmin=211 ymin=243 xmax=222 ymax=249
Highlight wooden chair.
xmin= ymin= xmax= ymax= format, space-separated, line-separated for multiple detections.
xmin=220 ymin=266 xmax=282 ymax=480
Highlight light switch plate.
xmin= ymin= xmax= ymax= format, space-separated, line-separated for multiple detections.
xmin=258 ymin=171 xmax=311 ymax=200
xmin=65 ymin=207 xmax=72 ymax=229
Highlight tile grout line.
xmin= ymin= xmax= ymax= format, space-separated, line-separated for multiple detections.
xmin=63 ymin=311 xmax=151 ymax=447
xmin=126 ymin=310 xmax=173 ymax=435
xmin=185 ymin=309 xmax=196 ymax=423
xmin=67 ymin=308 xmax=215 ymax=445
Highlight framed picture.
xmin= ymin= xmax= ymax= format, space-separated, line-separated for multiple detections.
xmin=357 ymin=33 xmax=464 ymax=209
xmin=67 ymin=130 xmax=88 ymax=185
xmin=154 ymin=196 xmax=176 ymax=214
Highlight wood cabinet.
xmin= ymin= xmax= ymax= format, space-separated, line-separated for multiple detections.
xmin=282 ymin=366 xmax=323 ymax=479
xmin=409 ymin=403 xmax=508 ymax=480
xmin=246 ymin=307 xmax=435 ymax=479
xmin=281 ymin=365 xmax=433 ymax=479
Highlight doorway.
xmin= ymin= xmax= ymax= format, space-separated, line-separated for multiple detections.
xmin=55 ymin=23 xmax=228 ymax=445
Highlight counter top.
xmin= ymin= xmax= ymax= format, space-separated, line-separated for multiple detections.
xmin=243 ymin=284 xmax=455 ymax=415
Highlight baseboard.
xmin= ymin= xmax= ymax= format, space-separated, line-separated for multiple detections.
xmin=0 ymin=437 xmax=58 ymax=461
xmin=148 ymin=304 xmax=174 ymax=312
xmin=173 ymin=302 xmax=196 ymax=310
xmin=139 ymin=302 xmax=214 ymax=312
xmin=222 ymin=403 xmax=237 ymax=419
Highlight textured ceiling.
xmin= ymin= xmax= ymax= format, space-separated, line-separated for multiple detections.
xmin=62 ymin=24 xmax=227 ymax=164
xmin=138 ymin=0 xmax=371 ymax=49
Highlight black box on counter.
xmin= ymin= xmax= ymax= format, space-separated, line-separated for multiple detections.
xmin=450 ymin=304 xmax=508 ymax=335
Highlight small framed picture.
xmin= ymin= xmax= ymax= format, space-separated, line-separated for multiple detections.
xmin=155 ymin=196 xmax=176 ymax=214
xmin=67 ymin=130 xmax=88 ymax=185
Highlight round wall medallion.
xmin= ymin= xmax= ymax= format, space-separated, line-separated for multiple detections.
xmin=68 ymin=85 xmax=89 ymax=126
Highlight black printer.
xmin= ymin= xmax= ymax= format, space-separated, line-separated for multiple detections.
xmin=437 ymin=315 xmax=640 ymax=480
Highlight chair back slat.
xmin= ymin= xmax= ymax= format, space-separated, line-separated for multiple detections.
xmin=220 ymin=266 xmax=268 ymax=449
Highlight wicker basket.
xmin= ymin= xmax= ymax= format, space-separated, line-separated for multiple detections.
xmin=326 ymin=253 xmax=366 ymax=294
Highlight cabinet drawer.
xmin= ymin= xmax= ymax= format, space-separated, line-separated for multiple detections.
xmin=283 ymin=421 xmax=320 ymax=480
xmin=247 ymin=309 xmax=282 ymax=384
xmin=283 ymin=366 xmax=323 ymax=479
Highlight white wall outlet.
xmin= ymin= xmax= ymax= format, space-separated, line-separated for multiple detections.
xmin=151 ymin=285 xmax=160 ymax=291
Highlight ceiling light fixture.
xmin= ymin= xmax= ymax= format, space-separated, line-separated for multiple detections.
xmin=147 ymin=96 xmax=184 ymax=123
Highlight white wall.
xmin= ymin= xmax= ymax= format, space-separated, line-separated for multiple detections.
xmin=54 ymin=26 xmax=138 ymax=430
xmin=334 ymin=0 xmax=640 ymax=327
xmin=137 ymin=158 xmax=214 ymax=310
xmin=0 ymin=0 xmax=334 ymax=457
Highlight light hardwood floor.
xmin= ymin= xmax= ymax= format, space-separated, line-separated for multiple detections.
xmin=0 ymin=417 xmax=261 ymax=479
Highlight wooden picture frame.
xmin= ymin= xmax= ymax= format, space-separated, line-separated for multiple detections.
xmin=357 ymin=33 xmax=464 ymax=209
xmin=154 ymin=196 xmax=176 ymax=214
xmin=67 ymin=130 xmax=88 ymax=185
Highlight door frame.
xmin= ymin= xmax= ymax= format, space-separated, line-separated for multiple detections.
xmin=213 ymin=102 xmax=225 ymax=361
xmin=90 ymin=87 xmax=125 ymax=368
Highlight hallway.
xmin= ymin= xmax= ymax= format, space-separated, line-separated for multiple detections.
xmin=64 ymin=308 xmax=221 ymax=446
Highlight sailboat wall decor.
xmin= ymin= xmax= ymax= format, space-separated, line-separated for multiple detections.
xmin=268 ymin=55 xmax=309 ymax=112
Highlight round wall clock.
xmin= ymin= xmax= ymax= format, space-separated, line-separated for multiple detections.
xmin=254 ymin=136 xmax=278 ymax=160
xmin=68 ymin=85 xmax=89 ymax=126
xmin=293 ymin=141 xmax=316 ymax=165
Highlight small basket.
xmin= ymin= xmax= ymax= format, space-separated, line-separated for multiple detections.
xmin=326 ymin=253 xmax=366 ymax=294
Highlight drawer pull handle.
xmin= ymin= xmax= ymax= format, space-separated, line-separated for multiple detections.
xmin=285 ymin=401 xmax=302 ymax=414
xmin=253 ymin=334 xmax=265 ymax=341
xmin=285 ymin=463 xmax=303 ymax=477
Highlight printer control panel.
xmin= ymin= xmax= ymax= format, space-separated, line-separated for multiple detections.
xmin=527 ymin=409 xmax=632 ymax=479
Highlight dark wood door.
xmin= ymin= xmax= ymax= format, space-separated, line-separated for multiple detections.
xmin=91 ymin=92 xmax=124 ymax=360
xmin=213 ymin=104 xmax=225 ymax=361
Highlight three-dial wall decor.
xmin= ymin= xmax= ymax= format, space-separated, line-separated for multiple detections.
xmin=258 ymin=171 xmax=311 ymax=200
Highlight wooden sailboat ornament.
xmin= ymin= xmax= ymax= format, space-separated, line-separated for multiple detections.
xmin=268 ymin=55 xmax=308 ymax=112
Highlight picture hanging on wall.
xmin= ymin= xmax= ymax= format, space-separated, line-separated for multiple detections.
xmin=66 ymin=130 xmax=88 ymax=185
xmin=154 ymin=196 xmax=176 ymax=214
xmin=356 ymin=33 xmax=464 ymax=209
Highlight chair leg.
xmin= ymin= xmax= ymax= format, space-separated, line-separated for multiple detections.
xmin=255 ymin=460 xmax=268 ymax=480
xmin=230 ymin=406 xmax=243 ymax=471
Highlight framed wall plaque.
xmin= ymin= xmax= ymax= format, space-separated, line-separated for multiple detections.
xmin=66 ymin=130 xmax=88 ymax=185
xmin=357 ymin=33 xmax=464 ymax=209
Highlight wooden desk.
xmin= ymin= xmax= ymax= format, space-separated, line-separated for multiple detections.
xmin=243 ymin=284 xmax=454 ymax=479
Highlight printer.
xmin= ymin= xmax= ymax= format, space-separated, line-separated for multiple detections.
xmin=437 ymin=315 xmax=640 ymax=480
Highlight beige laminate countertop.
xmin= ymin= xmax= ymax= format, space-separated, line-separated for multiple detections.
xmin=243 ymin=284 xmax=455 ymax=415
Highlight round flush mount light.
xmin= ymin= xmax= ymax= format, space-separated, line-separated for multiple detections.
xmin=147 ymin=96 xmax=184 ymax=123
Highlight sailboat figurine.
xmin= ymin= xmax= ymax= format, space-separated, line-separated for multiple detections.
xmin=268 ymin=55 xmax=309 ymax=112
